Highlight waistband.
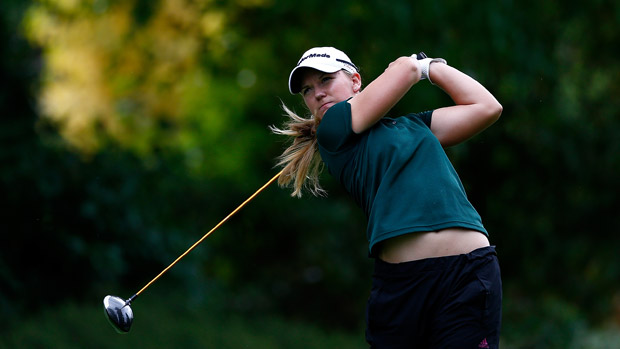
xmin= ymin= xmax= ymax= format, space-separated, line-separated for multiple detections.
xmin=373 ymin=245 xmax=497 ymax=278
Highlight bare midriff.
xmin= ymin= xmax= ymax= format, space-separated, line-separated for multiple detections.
xmin=378 ymin=228 xmax=490 ymax=263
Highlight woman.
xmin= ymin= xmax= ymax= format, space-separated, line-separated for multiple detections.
xmin=271 ymin=47 xmax=503 ymax=348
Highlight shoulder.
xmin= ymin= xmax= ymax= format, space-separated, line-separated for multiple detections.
xmin=317 ymin=99 xmax=355 ymax=151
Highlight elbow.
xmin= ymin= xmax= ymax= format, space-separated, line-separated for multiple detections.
xmin=474 ymin=99 xmax=502 ymax=131
xmin=486 ymin=99 xmax=503 ymax=124
xmin=493 ymin=101 xmax=503 ymax=120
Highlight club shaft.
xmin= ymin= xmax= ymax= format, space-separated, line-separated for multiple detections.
xmin=133 ymin=170 xmax=283 ymax=298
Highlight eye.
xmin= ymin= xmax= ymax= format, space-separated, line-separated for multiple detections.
xmin=301 ymin=87 xmax=311 ymax=96
xmin=321 ymin=76 xmax=332 ymax=84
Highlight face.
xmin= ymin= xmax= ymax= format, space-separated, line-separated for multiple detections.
xmin=299 ymin=69 xmax=361 ymax=120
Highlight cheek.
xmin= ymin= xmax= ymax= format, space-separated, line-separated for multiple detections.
xmin=302 ymin=95 xmax=312 ymax=107
xmin=336 ymin=84 xmax=354 ymax=99
xmin=302 ymin=97 xmax=318 ymax=114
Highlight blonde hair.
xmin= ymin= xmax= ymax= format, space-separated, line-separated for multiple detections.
xmin=270 ymin=103 xmax=326 ymax=198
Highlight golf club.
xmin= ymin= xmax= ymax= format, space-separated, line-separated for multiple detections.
xmin=104 ymin=170 xmax=283 ymax=333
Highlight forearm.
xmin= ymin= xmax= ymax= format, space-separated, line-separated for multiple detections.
xmin=349 ymin=56 xmax=421 ymax=133
xmin=425 ymin=62 xmax=502 ymax=146
xmin=429 ymin=63 xmax=501 ymax=110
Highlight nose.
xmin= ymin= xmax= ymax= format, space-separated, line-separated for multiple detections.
xmin=314 ymin=87 xmax=326 ymax=100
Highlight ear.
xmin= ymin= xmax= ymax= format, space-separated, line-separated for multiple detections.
xmin=351 ymin=72 xmax=362 ymax=93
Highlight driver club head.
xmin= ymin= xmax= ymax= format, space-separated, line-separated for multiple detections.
xmin=103 ymin=295 xmax=134 ymax=333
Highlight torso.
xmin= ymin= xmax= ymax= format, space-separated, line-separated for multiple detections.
xmin=378 ymin=228 xmax=490 ymax=263
xmin=318 ymin=102 xmax=489 ymax=258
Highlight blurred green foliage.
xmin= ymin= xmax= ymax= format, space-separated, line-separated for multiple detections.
xmin=1 ymin=0 xmax=619 ymax=347
xmin=3 ymin=286 xmax=366 ymax=348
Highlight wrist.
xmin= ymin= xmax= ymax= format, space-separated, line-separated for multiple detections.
xmin=419 ymin=57 xmax=447 ymax=84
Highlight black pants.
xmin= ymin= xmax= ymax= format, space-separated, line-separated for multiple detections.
xmin=366 ymin=246 xmax=502 ymax=349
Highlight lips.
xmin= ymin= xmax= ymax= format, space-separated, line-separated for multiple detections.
xmin=319 ymin=102 xmax=333 ymax=114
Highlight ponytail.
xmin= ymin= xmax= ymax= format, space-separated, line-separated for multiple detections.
xmin=269 ymin=103 xmax=326 ymax=198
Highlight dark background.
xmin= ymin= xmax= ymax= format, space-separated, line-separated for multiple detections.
xmin=2 ymin=0 xmax=619 ymax=347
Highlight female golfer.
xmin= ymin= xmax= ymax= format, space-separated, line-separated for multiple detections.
xmin=272 ymin=47 xmax=503 ymax=348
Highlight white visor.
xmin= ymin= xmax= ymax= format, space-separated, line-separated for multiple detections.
xmin=288 ymin=47 xmax=358 ymax=94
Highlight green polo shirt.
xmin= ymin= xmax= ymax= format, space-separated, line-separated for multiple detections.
xmin=317 ymin=100 xmax=487 ymax=256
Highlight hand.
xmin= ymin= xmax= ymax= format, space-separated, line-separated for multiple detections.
xmin=418 ymin=57 xmax=447 ymax=83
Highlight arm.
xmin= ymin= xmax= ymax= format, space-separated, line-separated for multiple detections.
xmin=348 ymin=56 xmax=422 ymax=133
xmin=428 ymin=63 xmax=502 ymax=147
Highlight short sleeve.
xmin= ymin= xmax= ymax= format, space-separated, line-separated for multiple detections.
xmin=316 ymin=99 xmax=357 ymax=152
xmin=403 ymin=110 xmax=433 ymax=128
